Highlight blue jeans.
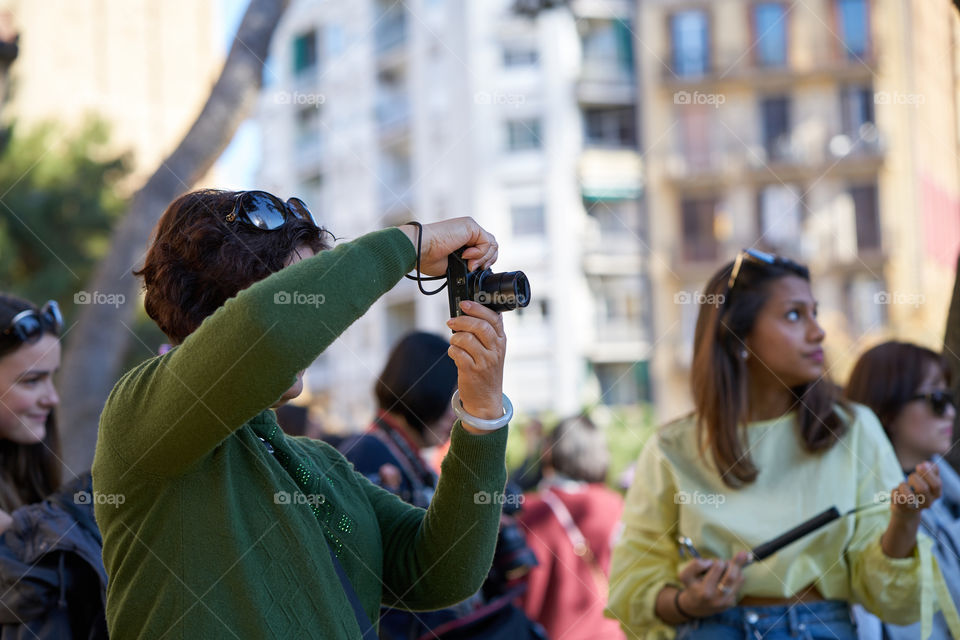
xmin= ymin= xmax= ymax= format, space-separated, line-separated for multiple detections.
xmin=676 ymin=600 xmax=857 ymax=640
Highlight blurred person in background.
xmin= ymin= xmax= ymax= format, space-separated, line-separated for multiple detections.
xmin=340 ymin=330 xmax=544 ymax=640
xmin=606 ymin=249 xmax=954 ymax=639
xmin=845 ymin=341 xmax=960 ymax=639
xmin=93 ymin=189 xmax=512 ymax=639
xmin=517 ymin=414 xmax=625 ymax=640
xmin=0 ymin=294 xmax=107 ymax=638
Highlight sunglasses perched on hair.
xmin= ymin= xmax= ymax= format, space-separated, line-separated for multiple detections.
xmin=727 ymin=248 xmax=806 ymax=293
xmin=225 ymin=191 xmax=318 ymax=230
xmin=2 ymin=300 xmax=63 ymax=344
xmin=913 ymin=390 xmax=955 ymax=417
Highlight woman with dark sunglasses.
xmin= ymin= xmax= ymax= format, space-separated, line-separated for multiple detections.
xmin=606 ymin=251 xmax=957 ymax=639
xmin=92 ymin=189 xmax=512 ymax=639
xmin=0 ymin=295 xmax=108 ymax=638
xmin=845 ymin=341 xmax=960 ymax=639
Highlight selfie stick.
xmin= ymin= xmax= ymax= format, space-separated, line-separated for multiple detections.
xmin=746 ymin=507 xmax=840 ymax=564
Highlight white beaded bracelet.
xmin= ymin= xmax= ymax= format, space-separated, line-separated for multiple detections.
xmin=450 ymin=390 xmax=513 ymax=431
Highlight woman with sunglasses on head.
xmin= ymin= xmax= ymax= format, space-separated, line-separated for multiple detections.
xmin=845 ymin=341 xmax=960 ymax=639
xmin=0 ymin=295 xmax=108 ymax=638
xmin=92 ymin=189 xmax=512 ymax=639
xmin=605 ymin=249 xmax=956 ymax=639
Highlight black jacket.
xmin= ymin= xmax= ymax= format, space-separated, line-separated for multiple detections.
xmin=0 ymin=473 xmax=107 ymax=639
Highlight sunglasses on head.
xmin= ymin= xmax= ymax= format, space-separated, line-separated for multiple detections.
xmin=2 ymin=300 xmax=63 ymax=344
xmin=225 ymin=191 xmax=318 ymax=230
xmin=913 ymin=390 xmax=955 ymax=417
xmin=727 ymin=248 xmax=806 ymax=294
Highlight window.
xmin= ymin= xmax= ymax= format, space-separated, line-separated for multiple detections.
xmin=758 ymin=185 xmax=802 ymax=255
xmin=753 ymin=2 xmax=787 ymax=67
xmin=681 ymin=197 xmax=719 ymax=261
xmin=585 ymin=198 xmax=644 ymax=244
xmin=506 ymin=119 xmax=542 ymax=151
xmin=581 ymin=18 xmax=634 ymax=77
xmin=583 ymin=107 xmax=637 ymax=148
xmin=325 ymin=24 xmax=344 ymax=58
xmin=670 ymin=10 xmax=709 ymax=77
xmin=761 ymin=95 xmax=790 ymax=161
xmin=593 ymin=362 xmax=650 ymax=406
xmin=836 ymin=0 xmax=869 ymax=59
xmin=295 ymin=104 xmax=321 ymax=147
xmin=292 ymin=30 xmax=318 ymax=75
xmin=850 ymin=183 xmax=880 ymax=251
xmin=678 ymin=104 xmax=714 ymax=169
xmin=375 ymin=1 xmax=406 ymax=52
xmin=511 ymin=204 xmax=546 ymax=236
xmin=503 ymin=45 xmax=539 ymax=67
xmin=840 ymin=84 xmax=874 ymax=136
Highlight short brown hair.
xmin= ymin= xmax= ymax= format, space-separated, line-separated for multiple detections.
xmin=845 ymin=341 xmax=952 ymax=437
xmin=135 ymin=189 xmax=332 ymax=344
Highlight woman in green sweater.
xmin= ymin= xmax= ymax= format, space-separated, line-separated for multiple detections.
xmin=92 ymin=189 xmax=512 ymax=639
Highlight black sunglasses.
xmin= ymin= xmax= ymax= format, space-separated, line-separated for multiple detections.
xmin=727 ymin=248 xmax=807 ymax=293
xmin=225 ymin=191 xmax=318 ymax=230
xmin=2 ymin=300 xmax=63 ymax=344
xmin=912 ymin=390 xmax=955 ymax=417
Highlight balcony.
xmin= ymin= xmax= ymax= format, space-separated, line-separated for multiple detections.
xmin=659 ymin=48 xmax=876 ymax=91
xmin=578 ymin=58 xmax=635 ymax=105
xmin=579 ymin=148 xmax=642 ymax=195
xmin=663 ymin=127 xmax=884 ymax=187
xmin=570 ymin=0 xmax=633 ymax=19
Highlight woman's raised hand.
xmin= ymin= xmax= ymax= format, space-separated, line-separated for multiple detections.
xmin=891 ymin=461 xmax=941 ymax=517
xmin=446 ymin=301 xmax=506 ymax=430
xmin=398 ymin=218 xmax=498 ymax=276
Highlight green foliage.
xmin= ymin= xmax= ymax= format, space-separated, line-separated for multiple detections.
xmin=0 ymin=119 xmax=128 ymax=307
xmin=505 ymin=403 xmax=657 ymax=493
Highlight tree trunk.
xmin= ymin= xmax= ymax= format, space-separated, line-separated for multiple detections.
xmin=945 ymin=251 xmax=960 ymax=472
xmin=57 ymin=0 xmax=289 ymax=476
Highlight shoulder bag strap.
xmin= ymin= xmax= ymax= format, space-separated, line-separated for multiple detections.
xmin=328 ymin=544 xmax=378 ymax=639
xmin=540 ymin=488 xmax=608 ymax=599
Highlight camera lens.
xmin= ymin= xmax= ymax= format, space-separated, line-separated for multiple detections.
xmin=474 ymin=270 xmax=531 ymax=312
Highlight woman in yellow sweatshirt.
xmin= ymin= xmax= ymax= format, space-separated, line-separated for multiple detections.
xmin=606 ymin=249 xmax=953 ymax=639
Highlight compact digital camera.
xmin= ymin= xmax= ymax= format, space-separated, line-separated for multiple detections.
xmin=446 ymin=247 xmax=531 ymax=318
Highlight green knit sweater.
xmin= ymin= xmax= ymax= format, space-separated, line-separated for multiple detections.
xmin=92 ymin=228 xmax=509 ymax=639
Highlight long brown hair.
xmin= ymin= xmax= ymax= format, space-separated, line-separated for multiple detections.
xmin=690 ymin=258 xmax=849 ymax=488
xmin=0 ymin=294 xmax=62 ymax=511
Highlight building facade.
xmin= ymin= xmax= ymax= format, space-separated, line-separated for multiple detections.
xmin=640 ymin=0 xmax=960 ymax=420
xmin=257 ymin=0 xmax=649 ymax=432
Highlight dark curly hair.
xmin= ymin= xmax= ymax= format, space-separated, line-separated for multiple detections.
xmin=134 ymin=189 xmax=333 ymax=344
